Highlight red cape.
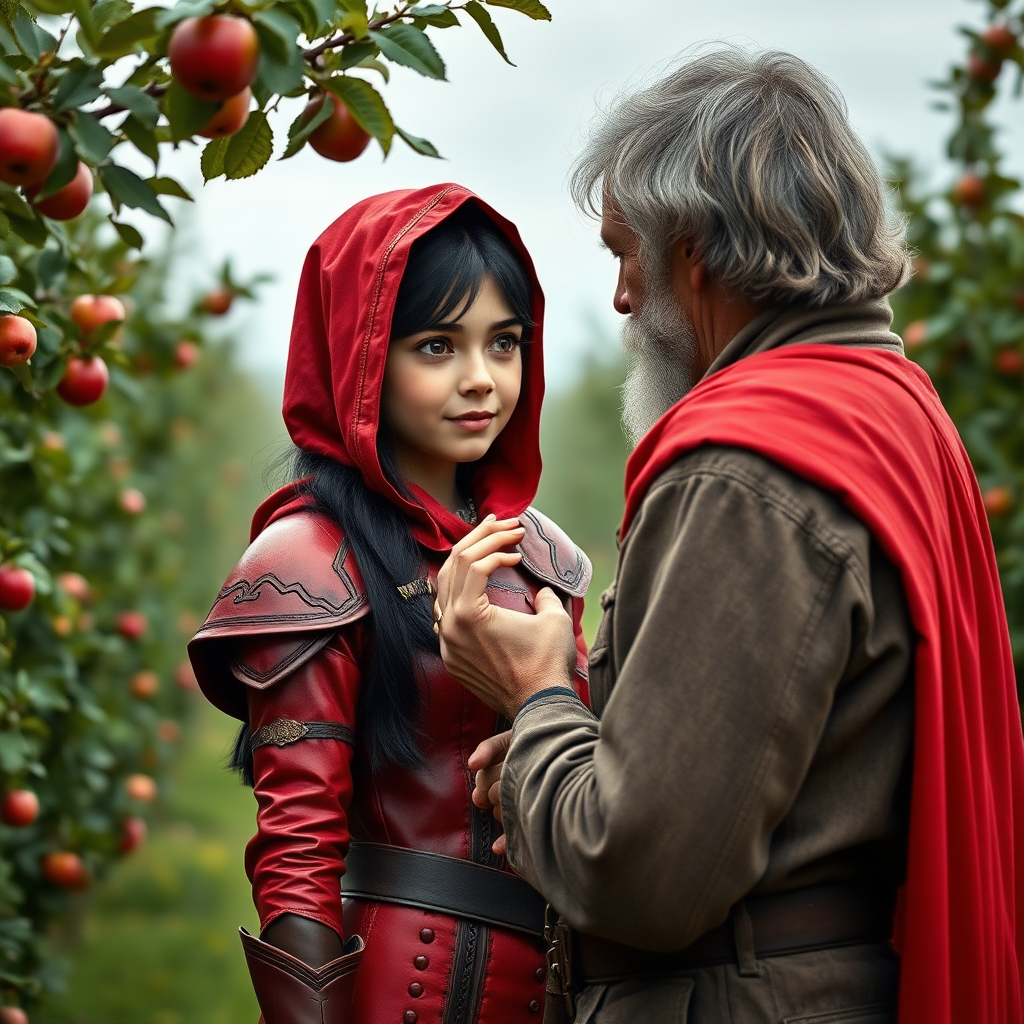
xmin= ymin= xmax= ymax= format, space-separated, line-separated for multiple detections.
xmin=622 ymin=344 xmax=1024 ymax=1024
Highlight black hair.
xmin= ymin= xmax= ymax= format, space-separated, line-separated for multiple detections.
xmin=231 ymin=203 xmax=535 ymax=784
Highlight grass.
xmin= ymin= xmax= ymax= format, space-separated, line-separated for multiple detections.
xmin=34 ymin=697 xmax=260 ymax=1024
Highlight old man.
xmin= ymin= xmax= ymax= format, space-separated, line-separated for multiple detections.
xmin=434 ymin=48 xmax=1024 ymax=1024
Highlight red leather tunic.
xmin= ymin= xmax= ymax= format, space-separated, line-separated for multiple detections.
xmin=190 ymin=504 xmax=591 ymax=1024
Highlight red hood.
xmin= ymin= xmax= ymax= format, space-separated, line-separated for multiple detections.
xmin=271 ymin=183 xmax=545 ymax=551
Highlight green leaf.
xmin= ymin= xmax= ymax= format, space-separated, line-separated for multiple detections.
xmin=298 ymin=0 xmax=336 ymax=35
xmin=484 ymin=0 xmax=551 ymax=19
xmin=396 ymin=125 xmax=440 ymax=158
xmin=69 ymin=111 xmax=114 ymax=163
xmin=0 ymin=286 xmax=34 ymax=312
xmin=121 ymin=113 xmax=160 ymax=166
xmin=72 ymin=0 xmax=99 ymax=47
xmin=146 ymin=176 xmax=193 ymax=200
xmin=0 ymin=208 xmax=9 ymax=238
xmin=11 ymin=8 xmax=42 ymax=59
xmin=53 ymin=60 xmax=104 ymax=111
xmin=408 ymin=3 xmax=450 ymax=13
xmin=412 ymin=10 xmax=460 ymax=29
xmin=280 ymin=96 xmax=333 ymax=160
xmin=337 ymin=41 xmax=378 ymax=70
xmin=92 ymin=0 xmax=133 ymax=32
xmin=325 ymin=76 xmax=394 ymax=152
xmin=254 ymin=42 xmax=306 ymax=98
xmin=7 ymin=211 xmax=48 ymax=246
xmin=0 ymin=187 xmax=34 ymax=218
xmin=252 ymin=8 xmax=301 ymax=61
xmin=465 ymin=1 xmax=513 ymax=65
xmin=3 ymin=361 xmax=33 ymax=393
xmin=35 ymin=128 xmax=78 ymax=201
xmin=369 ymin=23 xmax=445 ymax=79
xmin=163 ymin=79 xmax=220 ymax=142
xmin=94 ymin=6 xmax=161 ymax=57
xmin=200 ymin=136 xmax=228 ymax=181
xmin=155 ymin=0 xmax=214 ymax=30
xmin=0 ymin=254 xmax=15 ymax=284
xmin=0 ymin=56 xmax=21 ymax=85
xmin=99 ymin=164 xmax=172 ymax=223
xmin=106 ymin=85 xmax=161 ymax=128
xmin=109 ymin=216 xmax=143 ymax=249
xmin=35 ymin=247 xmax=68 ymax=288
xmin=223 ymin=111 xmax=273 ymax=180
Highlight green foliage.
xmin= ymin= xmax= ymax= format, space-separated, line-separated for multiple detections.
xmin=0 ymin=216 xmax=275 ymax=1010
xmin=889 ymin=0 xmax=1024 ymax=676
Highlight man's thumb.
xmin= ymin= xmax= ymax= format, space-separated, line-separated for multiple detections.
xmin=535 ymin=587 xmax=565 ymax=614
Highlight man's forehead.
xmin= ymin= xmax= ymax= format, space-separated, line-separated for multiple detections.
xmin=599 ymin=195 xmax=635 ymax=246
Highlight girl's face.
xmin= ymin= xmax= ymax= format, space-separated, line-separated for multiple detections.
xmin=383 ymin=274 xmax=524 ymax=480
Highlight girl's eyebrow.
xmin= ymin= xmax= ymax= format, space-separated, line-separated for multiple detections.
xmin=426 ymin=316 xmax=523 ymax=333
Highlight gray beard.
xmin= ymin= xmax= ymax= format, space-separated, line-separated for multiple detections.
xmin=620 ymin=283 xmax=700 ymax=448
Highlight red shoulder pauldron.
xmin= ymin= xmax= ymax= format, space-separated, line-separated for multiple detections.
xmin=188 ymin=512 xmax=369 ymax=719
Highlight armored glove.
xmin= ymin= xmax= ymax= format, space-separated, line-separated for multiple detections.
xmin=240 ymin=926 xmax=364 ymax=1024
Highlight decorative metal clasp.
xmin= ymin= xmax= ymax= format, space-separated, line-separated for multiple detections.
xmin=396 ymin=576 xmax=435 ymax=601
xmin=252 ymin=718 xmax=307 ymax=748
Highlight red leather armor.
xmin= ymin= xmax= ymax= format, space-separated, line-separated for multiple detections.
xmin=190 ymin=506 xmax=591 ymax=1024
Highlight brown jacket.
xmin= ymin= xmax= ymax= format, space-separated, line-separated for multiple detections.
xmin=501 ymin=301 xmax=913 ymax=1023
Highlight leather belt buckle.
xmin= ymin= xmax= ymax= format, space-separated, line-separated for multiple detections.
xmin=544 ymin=904 xmax=576 ymax=1021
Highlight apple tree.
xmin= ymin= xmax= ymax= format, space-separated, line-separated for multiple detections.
xmin=889 ymin=0 xmax=1024 ymax=690
xmin=0 ymin=0 xmax=553 ymax=1013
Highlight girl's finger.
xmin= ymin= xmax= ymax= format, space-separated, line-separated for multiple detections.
xmin=438 ymin=516 xmax=518 ymax=607
xmin=451 ymin=527 xmax=525 ymax=601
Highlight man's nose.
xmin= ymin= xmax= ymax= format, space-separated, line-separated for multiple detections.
xmin=614 ymin=266 xmax=632 ymax=315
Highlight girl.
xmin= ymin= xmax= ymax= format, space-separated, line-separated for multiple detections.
xmin=188 ymin=184 xmax=591 ymax=1024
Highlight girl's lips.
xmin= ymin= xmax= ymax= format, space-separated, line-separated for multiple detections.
xmin=448 ymin=413 xmax=495 ymax=432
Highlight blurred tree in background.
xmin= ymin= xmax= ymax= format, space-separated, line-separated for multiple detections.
xmin=890 ymin=0 xmax=1024 ymax=689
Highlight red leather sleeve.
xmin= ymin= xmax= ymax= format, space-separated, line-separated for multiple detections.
xmin=243 ymin=631 xmax=363 ymax=939
xmin=571 ymin=595 xmax=590 ymax=709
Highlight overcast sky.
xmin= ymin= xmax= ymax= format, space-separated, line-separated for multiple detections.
xmin=138 ymin=0 xmax=1022 ymax=393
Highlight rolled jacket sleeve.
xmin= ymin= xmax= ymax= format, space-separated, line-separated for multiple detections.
xmin=500 ymin=452 xmax=874 ymax=951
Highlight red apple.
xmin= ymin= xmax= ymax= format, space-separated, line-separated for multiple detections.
xmin=983 ymin=486 xmax=1013 ymax=516
xmin=130 ymin=670 xmax=159 ymax=699
xmin=303 ymin=95 xmax=371 ymax=163
xmin=57 ymin=572 xmax=90 ymax=602
xmin=56 ymin=355 xmax=109 ymax=406
xmin=967 ymin=51 xmax=1002 ymax=83
xmin=169 ymin=16 xmax=260 ymax=101
xmin=120 ymin=488 xmax=146 ymax=515
xmin=118 ymin=816 xmax=147 ymax=853
xmin=117 ymin=610 xmax=147 ymax=639
xmin=175 ymin=661 xmax=199 ymax=689
xmin=0 ymin=108 xmax=60 ymax=187
xmin=0 ymin=565 xmax=34 ymax=611
xmin=982 ymin=24 xmax=1017 ymax=57
xmin=202 ymin=288 xmax=233 ymax=316
xmin=156 ymin=719 xmax=181 ymax=743
xmin=28 ymin=161 xmax=93 ymax=220
xmin=1 ymin=789 xmax=39 ymax=827
xmin=903 ymin=321 xmax=928 ymax=349
xmin=953 ymin=172 xmax=986 ymax=209
xmin=995 ymin=349 xmax=1024 ymax=375
xmin=42 ymin=850 xmax=89 ymax=889
xmin=0 ymin=314 xmax=36 ymax=367
xmin=174 ymin=340 xmax=199 ymax=369
xmin=69 ymin=294 xmax=125 ymax=336
xmin=198 ymin=87 xmax=251 ymax=139
xmin=125 ymin=773 xmax=157 ymax=802
xmin=0 ymin=1007 xmax=29 ymax=1024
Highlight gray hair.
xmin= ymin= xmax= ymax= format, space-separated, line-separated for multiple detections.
xmin=571 ymin=47 xmax=911 ymax=307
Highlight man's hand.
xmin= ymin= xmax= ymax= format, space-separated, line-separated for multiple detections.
xmin=435 ymin=516 xmax=577 ymax=721
xmin=469 ymin=730 xmax=511 ymax=856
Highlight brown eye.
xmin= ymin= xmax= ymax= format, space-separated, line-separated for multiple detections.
xmin=491 ymin=334 xmax=520 ymax=354
xmin=417 ymin=338 xmax=451 ymax=356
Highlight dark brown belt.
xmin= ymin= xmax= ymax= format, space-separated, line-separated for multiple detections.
xmin=575 ymin=883 xmax=896 ymax=983
xmin=342 ymin=842 xmax=547 ymax=938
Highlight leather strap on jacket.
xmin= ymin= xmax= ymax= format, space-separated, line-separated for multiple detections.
xmin=250 ymin=718 xmax=355 ymax=751
xmin=574 ymin=883 xmax=896 ymax=983
xmin=342 ymin=842 xmax=547 ymax=938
